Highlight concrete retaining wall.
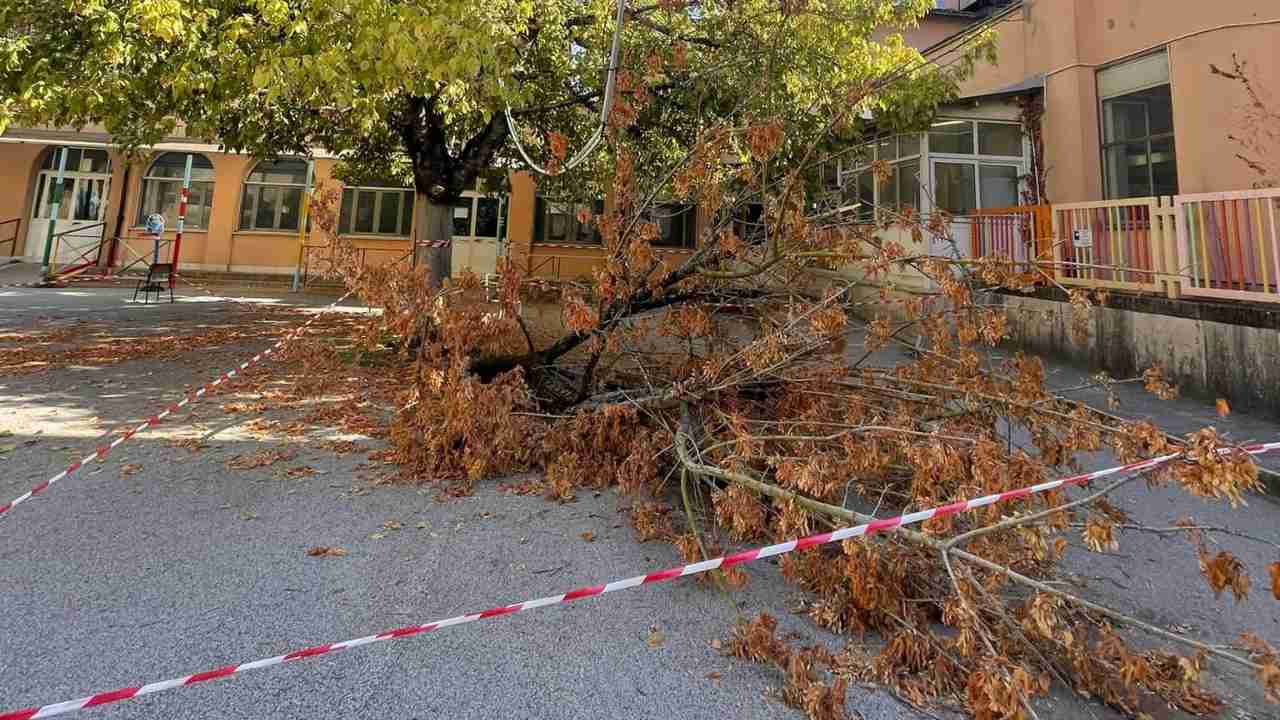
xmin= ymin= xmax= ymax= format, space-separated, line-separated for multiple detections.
xmin=980 ymin=290 xmax=1280 ymax=421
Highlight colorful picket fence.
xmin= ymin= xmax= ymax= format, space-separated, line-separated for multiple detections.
xmin=1176 ymin=188 xmax=1280 ymax=303
xmin=1048 ymin=197 xmax=1179 ymax=296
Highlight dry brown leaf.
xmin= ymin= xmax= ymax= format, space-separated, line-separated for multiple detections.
xmin=1199 ymin=550 xmax=1250 ymax=601
xmin=306 ymin=546 xmax=346 ymax=557
xmin=580 ymin=531 xmax=596 ymax=542
xmin=1270 ymin=561 xmax=1280 ymax=601
xmin=1215 ymin=398 xmax=1231 ymax=416
xmin=383 ymin=520 xmax=403 ymax=531
xmin=646 ymin=627 xmax=666 ymax=649
xmin=119 ymin=463 xmax=143 ymax=477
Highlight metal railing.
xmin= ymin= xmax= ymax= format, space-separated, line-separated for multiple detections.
xmin=966 ymin=205 xmax=1052 ymax=276
xmin=0 ymin=218 xmax=19 ymax=258
xmin=529 ymin=254 xmax=563 ymax=280
xmin=1175 ymin=188 xmax=1280 ymax=303
xmin=49 ymin=221 xmax=109 ymax=279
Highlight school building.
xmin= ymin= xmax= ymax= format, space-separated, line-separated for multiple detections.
xmin=1 ymin=0 xmax=1276 ymax=297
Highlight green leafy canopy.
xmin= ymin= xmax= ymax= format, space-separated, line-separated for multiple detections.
xmin=1 ymin=0 xmax=984 ymax=197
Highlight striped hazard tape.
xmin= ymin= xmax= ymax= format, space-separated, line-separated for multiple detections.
xmin=3 ymin=442 xmax=1276 ymax=719
xmin=0 ymin=289 xmax=357 ymax=519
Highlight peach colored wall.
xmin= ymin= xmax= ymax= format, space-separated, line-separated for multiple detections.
xmin=0 ymin=144 xmax=47 ymax=256
xmin=505 ymin=172 xmax=537 ymax=272
xmin=900 ymin=14 xmax=972 ymax=50
xmin=956 ymin=0 xmax=1280 ymax=201
xmin=1168 ymin=24 xmax=1278 ymax=194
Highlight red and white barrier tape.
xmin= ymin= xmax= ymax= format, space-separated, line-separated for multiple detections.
xmin=0 ymin=289 xmax=357 ymax=519
xmin=415 ymin=240 xmax=452 ymax=248
xmin=4 ymin=442 xmax=1276 ymax=719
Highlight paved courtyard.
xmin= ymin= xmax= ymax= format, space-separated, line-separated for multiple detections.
xmin=1 ymin=282 xmax=1278 ymax=720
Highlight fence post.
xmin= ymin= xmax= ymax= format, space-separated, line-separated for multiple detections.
xmin=40 ymin=148 xmax=70 ymax=280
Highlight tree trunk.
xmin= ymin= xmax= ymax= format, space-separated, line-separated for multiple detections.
xmin=414 ymin=192 xmax=453 ymax=288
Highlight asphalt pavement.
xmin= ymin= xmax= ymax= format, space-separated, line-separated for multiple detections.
xmin=2 ymin=283 xmax=1279 ymax=720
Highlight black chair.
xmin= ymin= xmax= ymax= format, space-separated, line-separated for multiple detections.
xmin=133 ymin=263 xmax=174 ymax=304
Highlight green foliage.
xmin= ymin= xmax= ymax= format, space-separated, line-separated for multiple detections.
xmin=1 ymin=0 xmax=987 ymax=200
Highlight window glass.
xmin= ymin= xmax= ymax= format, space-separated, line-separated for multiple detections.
xmin=877 ymin=137 xmax=897 ymax=161
xmin=338 ymin=187 xmax=414 ymax=236
xmin=898 ymin=133 xmax=921 ymax=158
xmin=401 ymin=191 xmax=415 ymax=235
xmin=255 ymin=187 xmax=280 ymax=229
xmin=137 ymin=153 xmax=216 ymax=229
xmin=239 ymin=190 xmax=256 ymax=229
xmin=339 ymin=189 xmax=355 ymax=234
xmin=821 ymin=161 xmax=839 ymax=190
xmin=933 ymin=162 xmax=977 ymax=215
xmin=474 ymin=197 xmax=501 ymax=237
xmin=452 ymin=200 xmax=472 ymax=237
xmin=146 ymin=152 xmax=215 ymax=182
xmin=247 ymin=159 xmax=308 ymax=185
xmin=929 ymin=120 xmax=974 ymax=154
xmin=377 ymin=191 xmax=401 ymax=235
xmin=41 ymin=148 xmax=110 ymax=174
xmin=979 ymin=165 xmax=1020 ymax=208
xmin=1103 ymin=100 xmax=1148 ymax=143
xmin=72 ymin=179 xmax=106 ymax=220
xmin=1101 ymin=84 xmax=1175 ymax=198
xmin=279 ymin=188 xmax=302 ymax=230
xmin=1150 ymin=136 xmax=1178 ymax=196
xmin=977 ymin=123 xmax=1022 ymax=156
xmin=240 ymin=159 xmax=309 ymax=230
xmin=896 ymin=160 xmax=920 ymax=211
xmin=650 ymin=203 xmax=695 ymax=248
xmin=1104 ymin=142 xmax=1151 ymax=197
xmin=857 ymin=172 xmax=875 ymax=219
xmin=533 ymin=197 xmax=603 ymax=244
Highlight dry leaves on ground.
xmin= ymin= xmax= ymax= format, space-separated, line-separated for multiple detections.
xmin=306 ymin=546 xmax=347 ymax=558
xmin=226 ymin=447 xmax=297 ymax=470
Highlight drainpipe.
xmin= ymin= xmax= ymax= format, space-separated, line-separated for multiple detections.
xmin=106 ymin=163 xmax=131 ymax=274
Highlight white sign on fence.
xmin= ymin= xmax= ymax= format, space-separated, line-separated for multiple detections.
xmin=1071 ymin=228 xmax=1093 ymax=248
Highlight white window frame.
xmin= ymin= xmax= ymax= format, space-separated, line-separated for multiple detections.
xmin=340 ymin=186 xmax=415 ymax=237
xmin=136 ymin=153 xmax=216 ymax=230
xmin=452 ymin=190 xmax=507 ymax=241
xmin=925 ymin=118 xmax=1029 ymax=215
xmin=838 ymin=133 xmax=926 ymax=221
xmin=239 ymin=159 xmax=309 ymax=232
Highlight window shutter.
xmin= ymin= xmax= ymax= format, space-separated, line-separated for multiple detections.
xmin=1097 ymin=51 xmax=1169 ymax=100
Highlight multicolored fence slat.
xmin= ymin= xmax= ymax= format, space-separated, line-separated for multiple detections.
xmin=1176 ymin=189 xmax=1280 ymax=304
xmin=1051 ymin=198 xmax=1169 ymax=294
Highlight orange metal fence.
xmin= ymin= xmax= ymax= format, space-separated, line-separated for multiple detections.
xmin=967 ymin=205 xmax=1051 ymax=275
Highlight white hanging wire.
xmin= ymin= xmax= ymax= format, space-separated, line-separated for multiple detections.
xmin=503 ymin=0 xmax=627 ymax=176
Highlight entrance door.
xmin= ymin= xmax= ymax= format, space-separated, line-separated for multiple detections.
xmin=449 ymin=193 xmax=504 ymax=278
xmin=26 ymin=148 xmax=112 ymax=265
xmin=932 ymin=160 xmax=1022 ymax=259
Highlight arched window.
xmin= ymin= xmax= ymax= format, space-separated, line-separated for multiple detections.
xmin=137 ymin=152 xmax=215 ymax=230
xmin=239 ymin=158 xmax=309 ymax=231
xmin=339 ymin=183 xmax=415 ymax=237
